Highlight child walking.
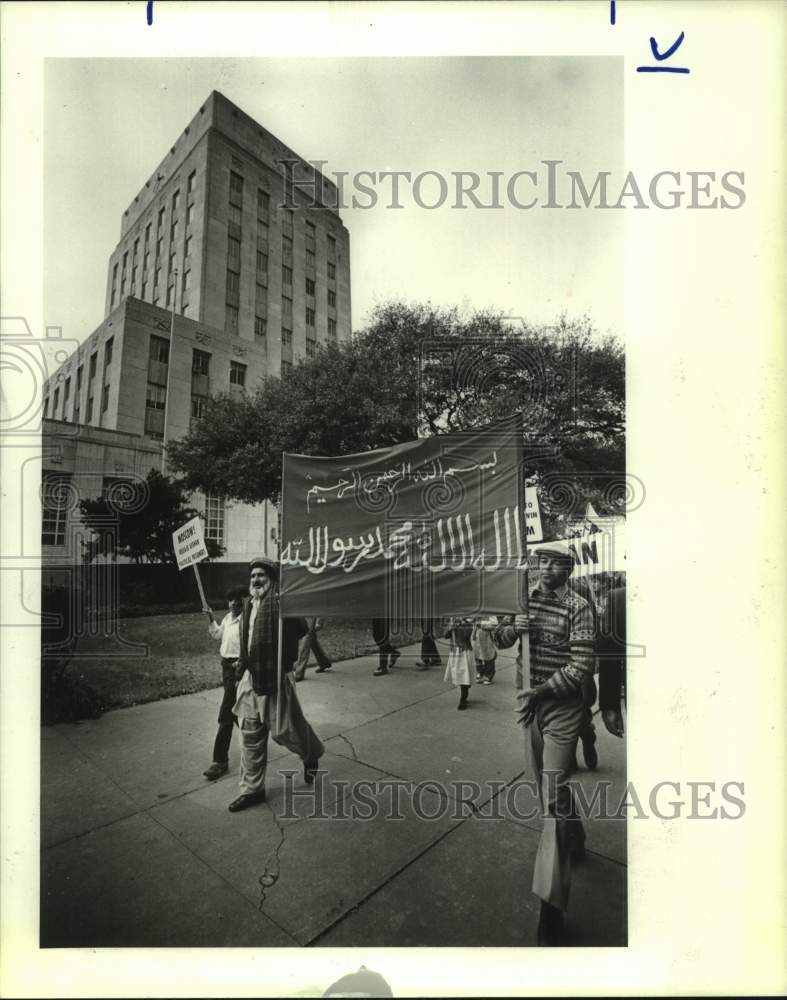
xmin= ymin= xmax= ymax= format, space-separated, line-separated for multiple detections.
xmin=471 ymin=615 xmax=499 ymax=684
xmin=443 ymin=617 xmax=475 ymax=710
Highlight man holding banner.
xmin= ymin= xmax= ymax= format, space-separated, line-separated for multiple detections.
xmin=228 ymin=557 xmax=323 ymax=813
xmin=494 ymin=538 xmax=596 ymax=946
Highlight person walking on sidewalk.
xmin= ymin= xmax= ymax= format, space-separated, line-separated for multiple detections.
xmin=443 ymin=617 xmax=475 ymax=710
xmin=202 ymin=586 xmax=246 ymax=781
xmin=228 ymin=557 xmax=324 ymax=813
xmin=493 ymin=539 xmax=596 ymax=946
xmin=415 ymin=618 xmax=442 ymax=670
xmin=294 ymin=616 xmax=332 ymax=681
xmin=371 ymin=618 xmax=400 ymax=676
xmin=471 ymin=615 xmax=498 ymax=684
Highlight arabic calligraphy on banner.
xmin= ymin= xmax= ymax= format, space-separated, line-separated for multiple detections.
xmin=279 ymin=417 xmax=527 ymax=617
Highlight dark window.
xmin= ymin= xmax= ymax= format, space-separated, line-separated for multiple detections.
xmin=254 ymin=316 xmax=267 ymax=339
xmin=305 ymin=277 xmax=316 ymax=296
xmin=104 ymin=337 xmax=114 ymax=367
xmin=53 ymin=386 xmax=60 ymax=416
xmin=192 ymin=349 xmax=210 ymax=376
xmin=226 ymin=305 xmax=239 ymax=334
xmin=89 ymin=353 xmax=97 ymax=379
xmin=282 ymin=328 xmax=292 ymax=347
xmin=187 ymin=170 xmax=196 ymax=194
xmin=282 ymin=265 xmax=292 ymax=288
xmin=306 ymin=307 xmax=316 ymax=327
xmin=257 ymin=188 xmax=270 ymax=220
xmin=149 ymin=335 xmax=169 ymax=366
xmin=229 ymin=171 xmax=244 ymax=207
xmin=328 ymin=318 xmax=337 ymax=338
xmin=229 ymin=361 xmax=246 ymax=387
xmin=101 ymin=384 xmax=110 ymax=413
xmin=282 ymin=235 xmax=293 ymax=262
xmin=228 ymin=236 xmax=241 ymax=268
xmin=172 ymin=189 xmax=180 ymax=213
xmin=41 ymin=472 xmax=72 ymax=546
xmin=327 ymin=260 xmax=336 ymax=281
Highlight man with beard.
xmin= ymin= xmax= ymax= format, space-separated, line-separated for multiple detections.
xmin=493 ymin=539 xmax=596 ymax=945
xmin=228 ymin=557 xmax=324 ymax=813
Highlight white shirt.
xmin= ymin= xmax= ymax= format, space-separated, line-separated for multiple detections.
xmin=208 ymin=612 xmax=241 ymax=658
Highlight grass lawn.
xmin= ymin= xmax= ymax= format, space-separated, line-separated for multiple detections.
xmin=66 ymin=614 xmax=427 ymax=713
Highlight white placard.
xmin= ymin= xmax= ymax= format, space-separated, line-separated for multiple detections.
xmin=172 ymin=515 xmax=208 ymax=570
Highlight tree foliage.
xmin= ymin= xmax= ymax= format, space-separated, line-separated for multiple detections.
xmin=78 ymin=468 xmax=224 ymax=564
xmin=168 ymin=302 xmax=625 ymax=531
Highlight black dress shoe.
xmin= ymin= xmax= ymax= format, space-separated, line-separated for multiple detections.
xmin=303 ymin=758 xmax=320 ymax=784
xmin=388 ymin=649 xmax=401 ymax=668
xmin=228 ymin=791 xmax=266 ymax=812
xmin=373 ymin=666 xmax=389 ymax=676
xmin=315 ymin=663 xmax=332 ymax=673
xmin=536 ymin=901 xmax=565 ymax=946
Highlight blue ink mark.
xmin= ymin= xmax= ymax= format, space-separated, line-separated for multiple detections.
xmin=610 ymin=1 xmax=616 ymax=26
xmin=649 ymin=31 xmax=685 ymax=61
xmin=636 ymin=66 xmax=690 ymax=74
xmin=147 ymin=1 xmax=153 ymax=25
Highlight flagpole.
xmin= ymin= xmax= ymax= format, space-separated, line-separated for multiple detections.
xmin=160 ymin=267 xmax=178 ymax=474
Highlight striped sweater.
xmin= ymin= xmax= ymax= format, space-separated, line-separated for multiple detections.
xmin=493 ymin=585 xmax=596 ymax=697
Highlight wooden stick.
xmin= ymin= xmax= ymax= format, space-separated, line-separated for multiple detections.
xmin=192 ymin=562 xmax=208 ymax=609
xmin=276 ymin=613 xmax=284 ymax=733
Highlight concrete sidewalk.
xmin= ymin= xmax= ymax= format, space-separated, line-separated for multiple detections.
xmin=41 ymin=645 xmax=627 ymax=948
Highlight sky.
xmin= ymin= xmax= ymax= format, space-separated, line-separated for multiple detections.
xmin=44 ymin=56 xmax=622 ymax=348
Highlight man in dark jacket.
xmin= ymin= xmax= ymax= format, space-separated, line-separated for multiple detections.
xmin=228 ymin=557 xmax=324 ymax=813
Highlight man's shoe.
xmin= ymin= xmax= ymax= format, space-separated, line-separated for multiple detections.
xmin=203 ymin=762 xmax=229 ymax=781
xmin=536 ymin=902 xmax=565 ymax=946
xmin=373 ymin=666 xmax=389 ymax=676
xmin=388 ymin=649 xmax=401 ymax=668
xmin=228 ymin=791 xmax=266 ymax=812
xmin=415 ymin=660 xmax=430 ymax=670
xmin=315 ymin=663 xmax=332 ymax=673
xmin=303 ymin=758 xmax=320 ymax=784
xmin=294 ymin=671 xmax=306 ymax=682
xmin=581 ymin=733 xmax=599 ymax=771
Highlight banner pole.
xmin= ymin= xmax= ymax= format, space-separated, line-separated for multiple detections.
xmin=191 ymin=562 xmax=208 ymax=609
xmin=276 ymin=603 xmax=284 ymax=732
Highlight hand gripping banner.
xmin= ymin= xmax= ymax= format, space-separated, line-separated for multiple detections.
xmin=279 ymin=416 xmax=527 ymax=618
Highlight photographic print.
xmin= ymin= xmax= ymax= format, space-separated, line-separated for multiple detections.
xmin=1 ymin=3 xmax=785 ymax=998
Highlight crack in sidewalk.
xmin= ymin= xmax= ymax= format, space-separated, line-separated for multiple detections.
xmin=335 ymin=733 xmax=359 ymax=761
xmin=257 ymin=799 xmax=287 ymax=910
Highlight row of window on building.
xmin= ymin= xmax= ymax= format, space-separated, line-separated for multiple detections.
xmin=41 ymin=471 xmax=225 ymax=548
xmin=43 ymin=336 xmax=114 ymax=425
xmin=144 ymin=334 xmax=249 ymax=439
xmin=225 ymin=170 xmax=339 ymax=355
xmin=110 ymin=170 xmax=198 ymax=314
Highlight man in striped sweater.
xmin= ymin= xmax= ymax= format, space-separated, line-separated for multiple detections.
xmin=493 ymin=539 xmax=596 ymax=946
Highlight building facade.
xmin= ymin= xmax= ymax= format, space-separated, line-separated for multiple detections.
xmin=42 ymin=90 xmax=352 ymax=565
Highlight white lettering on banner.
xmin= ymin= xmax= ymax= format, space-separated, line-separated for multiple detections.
xmin=304 ymin=453 xmax=499 ymax=513
xmin=281 ymin=505 xmax=528 ymax=576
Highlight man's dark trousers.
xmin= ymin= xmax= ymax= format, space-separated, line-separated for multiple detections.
xmin=213 ymin=656 xmax=239 ymax=764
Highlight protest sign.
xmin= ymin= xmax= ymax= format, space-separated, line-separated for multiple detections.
xmin=172 ymin=516 xmax=208 ymax=569
xmin=524 ymin=486 xmax=543 ymax=542
xmin=279 ymin=417 xmax=526 ymax=617
xmin=172 ymin=515 xmax=209 ymax=608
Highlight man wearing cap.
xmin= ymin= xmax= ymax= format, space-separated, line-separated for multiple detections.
xmin=493 ymin=538 xmax=596 ymax=945
xmin=228 ymin=556 xmax=324 ymax=813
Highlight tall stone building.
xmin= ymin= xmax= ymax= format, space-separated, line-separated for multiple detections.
xmin=42 ymin=90 xmax=351 ymax=565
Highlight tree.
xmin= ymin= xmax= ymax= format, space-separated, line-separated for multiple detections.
xmin=168 ymin=303 xmax=625 ymax=532
xmin=78 ymin=468 xmax=224 ymax=564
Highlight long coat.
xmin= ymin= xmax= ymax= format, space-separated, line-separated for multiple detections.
xmin=237 ymin=592 xmax=308 ymax=696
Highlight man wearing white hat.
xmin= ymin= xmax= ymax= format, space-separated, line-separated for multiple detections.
xmin=494 ymin=538 xmax=596 ymax=945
